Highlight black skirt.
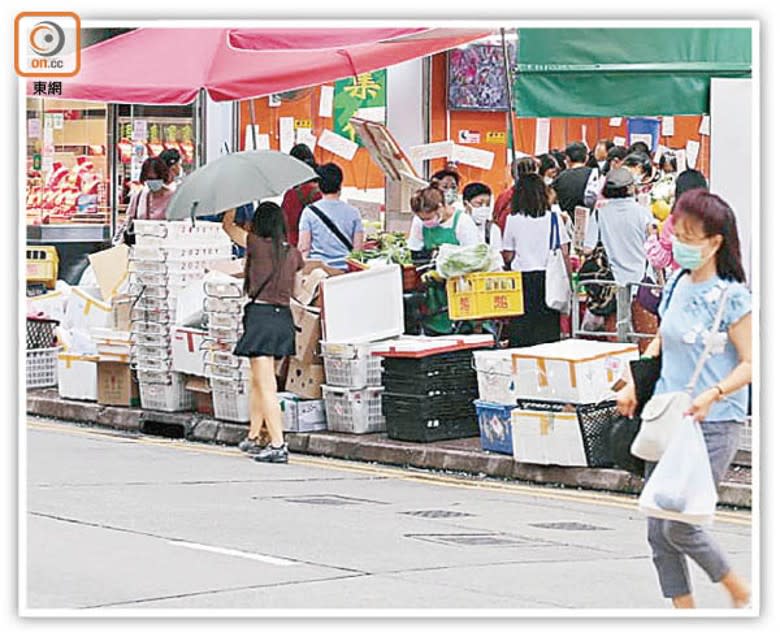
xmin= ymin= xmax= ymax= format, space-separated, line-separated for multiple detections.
xmin=506 ymin=270 xmax=561 ymax=348
xmin=234 ymin=303 xmax=296 ymax=359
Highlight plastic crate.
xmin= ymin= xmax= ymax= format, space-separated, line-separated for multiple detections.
xmin=474 ymin=400 xmax=514 ymax=455
xmin=516 ymin=398 xmax=618 ymax=468
xmin=210 ymin=378 xmax=250 ymax=423
xmin=138 ymin=373 xmax=194 ymax=412
xmin=321 ymin=341 xmax=383 ymax=388
xmin=26 ymin=246 xmax=59 ymax=289
xmin=385 ymin=414 xmax=478 ymax=443
xmin=322 ymin=385 xmax=386 ymax=434
xmin=203 ymin=296 xmax=245 ymax=315
xmin=26 ymin=347 xmax=60 ymax=389
xmin=27 ymin=317 xmax=59 ymax=349
xmin=447 ymin=272 xmax=524 ymax=320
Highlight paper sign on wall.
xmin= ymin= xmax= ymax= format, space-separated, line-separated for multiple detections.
xmin=486 ymin=131 xmax=506 ymax=145
xmin=534 ymin=118 xmax=550 ymax=155
xmin=132 ymin=120 xmax=148 ymax=142
xmin=244 ymin=125 xmax=270 ymax=151
xmin=699 ymin=115 xmax=711 ymax=136
xmin=296 ymin=128 xmax=317 ymax=151
xmin=409 ymin=141 xmax=454 ymax=163
xmin=268 ymin=94 xmax=282 ymax=107
xmin=451 ymin=144 xmax=494 ymax=170
xmin=686 ymin=140 xmax=701 ymax=168
xmin=317 ymin=128 xmax=358 ymax=161
xmin=613 ymin=136 xmax=626 ymax=147
xmin=609 ymin=117 xmax=623 ymax=127
xmin=27 ymin=118 xmax=41 ymax=138
xmin=319 ymin=86 xmax=335 ymax=118
xmin=279 ymin=117 xmax=295 ymax=154
xmin=52 ymin=113 xmax=64 ymax=130
xmin=675 ymin=148 xmax=688 ymax=174
xmin=661 ymin=117 xmax=675 ymax=137
xmin=458 ymin=130 xmax=481 ymax=145
xmin=630 ymin=133 xmax=653 ymax=149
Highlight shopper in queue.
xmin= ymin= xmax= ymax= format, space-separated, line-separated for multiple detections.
xmin=552 ymin=142 xmax=592 ymax=215
xmin=623 ymin=152 xmax=657 ymax=201
xmin=281 ymin=143 xmax=322 ymax=248
xmin=222 ymin=203 xmax=305 ymax=464
xmin=298 ymin=162 xmax=364 ymax=271
xmin=617 ymin=189 xmax=752 ymax=610
xmin=463 ymin=182 xmax=502 ymax=251
xmin=126 ymin=157 xmax=176 ymax=221
xmin=159 ymin=147 xmax=184 ymax=185
xmin=502 ymin=172 xmax=572 ymax=347
xmin=494 ymin=156 xmax=540 ymax=232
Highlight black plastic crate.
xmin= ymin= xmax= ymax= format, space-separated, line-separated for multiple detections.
xmin=382 ymin=350 xmax=479 ymax=375
xmin=26 ymin=317 xmax=59 ymax=350
xmin=382 ymin=372 xmax=478 ymax=395
xmin=383 ymin=390 xmax=478 ymax=419
xmin=385 ymin=414 xmax=479 ymax=443
xmin=516 ymin=398 xmax=619 ymax=469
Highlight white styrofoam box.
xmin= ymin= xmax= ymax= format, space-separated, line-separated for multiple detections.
xmin=321 ymin=265 xmax=404 ymax=343
xmin=175 ymin=279 xmax=207 ymax=328
xmin=511 ymin=339 xmax=638 ymax=404
xmin=203 ymin=272 xmax=244 ymax=299
xmin=473 ymin=348 xmax=527 ymax=405
xmin=27 ymin=289 xmax=68 ymax=323
xmin=371 ymin=334 xmax=495 ymax=358
xmin=320 ymin=341 xmax=387 ymax=388
xmin=133 ymin=219 xmax=229 ymax=246
xmin=202 ymin=349 xmax=249 ymax=371
xmin=63 ymin=287 xmax=112 ymax=332
xmin=92 ymin=328 xmax=132 ymax=359
xmin=278 ymin=392 xmax=327 ymax=432
xmin=171 ymin=327 xmax=208 ymax=376
xmin=203 ymin=295 xmax=245 ymax=315
xmin=322 ymin=385 xmax=386 ymax=434
xmin=511 ymin=408 xmax=588 ymax=467
xmin=57 ymin=353 xmax=99 ymax=401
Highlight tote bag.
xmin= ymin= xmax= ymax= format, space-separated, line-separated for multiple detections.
xmin=545 ymin=212 xmax=571 ymax=313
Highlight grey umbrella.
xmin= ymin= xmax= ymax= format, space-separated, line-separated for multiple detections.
xmin=165 ymin=150 xmax=318 ymax=220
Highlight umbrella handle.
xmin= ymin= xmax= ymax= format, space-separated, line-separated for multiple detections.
xmin=190 ymin=201 xmax=199 ymax=227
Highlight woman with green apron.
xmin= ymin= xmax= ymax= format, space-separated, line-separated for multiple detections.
xmin=408 ymin=182 xmax=480 ymax=334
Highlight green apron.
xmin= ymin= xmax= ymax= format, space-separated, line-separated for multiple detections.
xmin=421 ymin=211 xmax=462 ymax=335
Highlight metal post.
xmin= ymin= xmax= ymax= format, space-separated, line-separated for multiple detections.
xmin=107 ymin=103 xmax=118 ymax=236
xmin=616 ymin=284 xmax=631 ymax=343
xmin=500 ymin=28 xmax=517 ymax=170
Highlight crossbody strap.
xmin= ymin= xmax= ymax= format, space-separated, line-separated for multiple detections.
xmin=308 ymin=204 xmax=353 ymax=252
xmin=548 ymin=211 xmax=561 ymax=251
xmin=685 ymin=284 xmax=731 ymax=395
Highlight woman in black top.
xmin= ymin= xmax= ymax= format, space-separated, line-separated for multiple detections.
xmin=223 ymin=203 xmax=304 ymax=464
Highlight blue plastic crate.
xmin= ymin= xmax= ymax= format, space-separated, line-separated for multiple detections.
xmin=474 ymin=400 xmax=514 ymax=455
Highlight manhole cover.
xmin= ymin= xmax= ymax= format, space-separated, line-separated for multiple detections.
xmin=405 ymin=533 xmax=544 ymax=547
xmin=254 ymin=494 xmax=387 ymax=506
xmin=400 ymin=510 xmax=474 ymax=519
xmin=529 ymin=522 xmax=612 ymax=531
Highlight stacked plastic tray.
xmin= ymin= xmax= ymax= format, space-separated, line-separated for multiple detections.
xmin=202 ymin=276 xmax=250 ymax=422
xmin=382 ymin=350 xmax=482 ymax=443
xmin=130 ymin=220 xmax=231 ymax=412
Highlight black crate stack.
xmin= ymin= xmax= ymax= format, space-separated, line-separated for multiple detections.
xmin=382 ymin=350 xmax=484 ymax=443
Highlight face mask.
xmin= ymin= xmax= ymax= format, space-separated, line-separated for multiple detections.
xmin=543 ymin=176 xmax=554 ymax=186
xmin=672 ymin=237 xmax=715 ymax=271
xmin=146 ymin=179 xmax=164 ymax=193
xmin=422 ymin=216 xmax=441 ymax=229
xmin=471 ymin=206 xmax=492 ymax=224
xmin=443 ymin=189 xmax=458 ymax=206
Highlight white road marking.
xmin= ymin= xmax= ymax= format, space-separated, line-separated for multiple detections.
xmin=167 ymin=541 xmax=298 ymax=566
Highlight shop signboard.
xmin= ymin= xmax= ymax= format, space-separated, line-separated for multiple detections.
xmin=333 ymin=69 xmax=387 ymax=147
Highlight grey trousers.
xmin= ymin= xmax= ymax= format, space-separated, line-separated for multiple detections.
xmin=645 ymin=420 xmax=742 ymax=598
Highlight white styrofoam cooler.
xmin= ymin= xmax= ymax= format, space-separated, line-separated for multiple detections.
xmin=172 ymin=327 xmax=208 ymax=376
xmin=511 ymin=408 xmax=588 ymax=467
xmin=64 ymin=287 xmax=112 ymax=332
xmin=57 ymin=353 xmax=99 ymax=401
xmin=473 ymin=348 xmax=527 ymax=405
xmin=511 ymin=339 xmax=638 ymax=404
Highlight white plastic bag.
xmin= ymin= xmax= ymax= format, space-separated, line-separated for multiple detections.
xmin=545 ymin=212 xmax=571 ymax=312
xmin=638 ymin=417 xmax=718 ymax=526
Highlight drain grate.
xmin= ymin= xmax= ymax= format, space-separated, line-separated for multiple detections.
xmin=400 ymin=510 xmax=474 ymax=519
xmin=529 ymin=522 xmax=612 ymax=531
xmin=254 ymin=494 xmax=388 ymax=506
xmin=405 ymin=533 xmax=546 ymax=547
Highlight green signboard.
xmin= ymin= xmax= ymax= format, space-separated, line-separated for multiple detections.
xmin=333 ymin=69 xmax=387 ymax=147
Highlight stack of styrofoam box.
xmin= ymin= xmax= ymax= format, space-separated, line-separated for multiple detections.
xmin=202 ymin=273 xmax=250 ymax=422
xmin=129 ymin=220 xmax=232 ymax=412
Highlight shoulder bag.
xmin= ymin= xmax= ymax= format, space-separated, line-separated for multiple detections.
xmin=631 ymin=281 xmax=730 ymax=461
xmin=578 ymin=211 xmax=617 ymax=316
xmin=308 ymin=204 xmax=353 ymax=252
xmin=545 ymin=212 xmax=571 ymax=312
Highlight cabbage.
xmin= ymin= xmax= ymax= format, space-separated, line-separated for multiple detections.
xmin=436 ymin=243 xmax=502 ymax=278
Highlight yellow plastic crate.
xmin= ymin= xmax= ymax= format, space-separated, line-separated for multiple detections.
xmin=26 ymin=246 xmax=59 ymax=289
xmin=447 ymin=272 xmax=524 ymax=320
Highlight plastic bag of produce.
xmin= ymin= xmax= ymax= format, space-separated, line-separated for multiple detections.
xmin=435 ymin=243 xmax=502 ymax=279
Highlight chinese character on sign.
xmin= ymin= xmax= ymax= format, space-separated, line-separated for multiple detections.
xmin=47 ymin=82 xmax=62 ymax=96
xmin=343 ymin=73 xmax=381 ymax=100
xmin=494 ymin=295 xmax=509 ymax=310
xmin=33 ymin=82 xmax=47 ymax=95
xmin=460 ymin=298 xmax=471 ymax=314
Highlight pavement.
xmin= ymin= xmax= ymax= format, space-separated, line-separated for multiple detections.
xmin=26 ymin=389 xmax=752 ymax=509
xmin=24 ymin=417 xmax=754 ymax=613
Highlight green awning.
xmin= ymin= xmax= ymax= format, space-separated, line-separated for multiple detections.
xmin=513 ymin=28 xmax=752 ymax=117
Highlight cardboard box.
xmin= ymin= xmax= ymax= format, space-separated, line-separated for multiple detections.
xmin=88 ymin=244 xmax=129 ymax=302
xmin=278 ymin=392 xmax=327 ymax=432
xmin=285 ymin=359 xmax=325 ymax=400
xmin=111 ymin=295 xmax=132 ymax=332
xmin=97 ymin=360 xmax=139 ymax=407
xmin=291 ymin=301 xmax=322 ymax=365
xmin=172 ymin=327 xmax=208 ymax=376
xmin=185 ymin=376 xmax=214 ymax=416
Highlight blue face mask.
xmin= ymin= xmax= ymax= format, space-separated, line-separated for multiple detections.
xmin=672 ymin=237 xmax=714 ymax=271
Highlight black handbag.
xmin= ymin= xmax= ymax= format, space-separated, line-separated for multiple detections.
xmin=607 ymin=416 xmax=644 ymax=475
xmin=578 ymin=211 xmax=617 ymax=316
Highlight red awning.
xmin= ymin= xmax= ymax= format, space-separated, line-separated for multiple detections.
xmin=28 ymin=27 xmax=493 ymax=104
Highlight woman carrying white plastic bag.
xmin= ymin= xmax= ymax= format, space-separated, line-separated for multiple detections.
xmin=616 ymin=189 xmax=752 ymax=609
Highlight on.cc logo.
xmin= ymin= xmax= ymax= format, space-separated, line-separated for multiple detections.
xmin=29 ymin=21 xmax=66 ymax=57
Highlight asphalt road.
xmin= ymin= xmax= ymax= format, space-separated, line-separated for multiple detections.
xmin=23 ymin=417 xmax=753 ymax=614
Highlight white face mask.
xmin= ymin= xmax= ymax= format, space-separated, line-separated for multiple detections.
xmin=543 ymin=176 xmax=554 ymax=186
xmin=146 ymin=179 xmax=164 ymax=193
xmin=471 ymin=205 xmax=492 ymax=224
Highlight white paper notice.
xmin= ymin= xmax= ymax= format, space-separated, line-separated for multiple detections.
xmin=268 ymin=94 xmax=282 ymax=107
xmin=609 ymin=117 xmax=622 ymax=127
xmin=256 ymin=134 xmax=270 ymax=150
xmin=296 ymin=128 xmax=317 ymax=151
xmin=653 ymin=145 xmax=668 ymax=164
xmin=686 ymin=140 xmax=701 ymax=168
xmin=451 ymin=144 xmax=494 ymax=170
xmin=52 ymin=113 xmax=64 ymax=130
xmin=279 ymin=117 xmax=295 ymax=154
xmin=319 ymin=86 xmax=334 ymax=118
xmin=573 ymin=206 xmax=590 ymax=251
xmin=534 ymin=118 xmax=550 ymax=155
xmin=613 ymin=136 xmax=626 ymax=147
xmin=27 ymin=118 xmax=41 ymax=138
xmin=661 ymin=117 xmax=675 ymax=137
xmin=630 ymin=133 xmax=653 ymax=150
xmin=317 ymin=128 xmax=358 ymax=161
xmin=133 ymin=120 xmax=147 ymax=142
xmin=409 ymin=141 xmax=454 ymax=163
xmin=355 ymin=107 xmax=385 ymax=123
xmin=699 ymin=115 xmax=711 ymax=136
xmin=675 ymin=148 xmax=688 ymax=174
xmin=581 ymin=125 xmax=587 ymax=144
xmin=43 ymin=126 xmax=53 ymax=145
